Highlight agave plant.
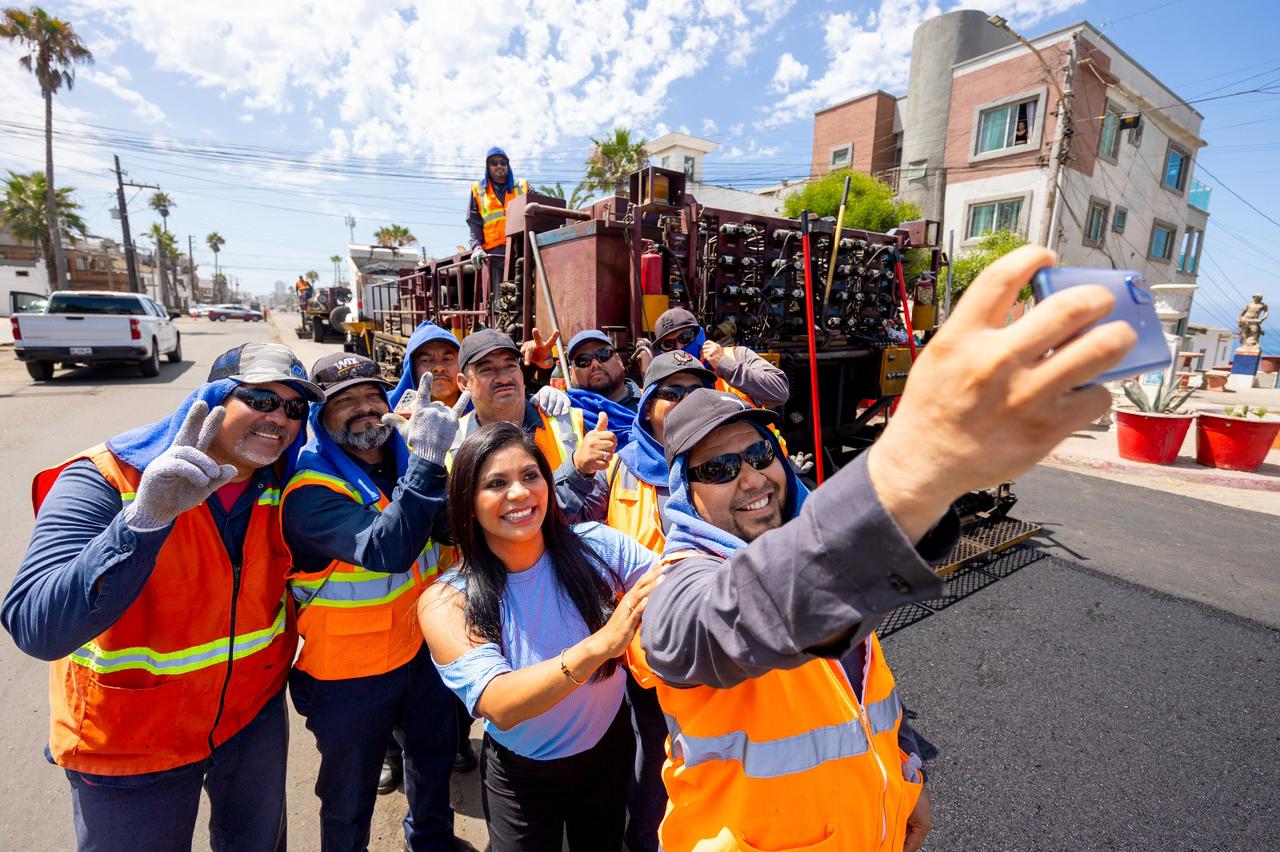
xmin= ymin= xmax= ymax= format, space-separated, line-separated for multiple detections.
xmin=1121 ymin=375 xmax=1195 ymax=414
xmin=1223 ymin=405 xmax=1271 ymax=419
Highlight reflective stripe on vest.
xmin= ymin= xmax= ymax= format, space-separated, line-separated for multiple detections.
xmin=69 ymin=595 xmax=290 ymax=676
xmin=449 ymin=406 xmax=582 ymax=470
xmin=472 ymin=179 xmax=528 ymax=250
xmin=290 ymin=568 xmax=418 ymax=609
xmin=666 ymin=689 xmax=902 ymax=779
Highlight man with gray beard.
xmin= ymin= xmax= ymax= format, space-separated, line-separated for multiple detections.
xmin=281 ymin=353 xmax=464 ymax=851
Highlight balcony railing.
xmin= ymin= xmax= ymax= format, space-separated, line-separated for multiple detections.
xmin=1188 ymin=178 xmax=1211 ymax=213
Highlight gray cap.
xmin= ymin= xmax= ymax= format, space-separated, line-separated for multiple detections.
xmin=653 ymin=307 xmax=700 ymax=342
xmin=566 ymin=329 xmax=612 ymax=357
xmin=458 ymin=329 xmax=520 ymax=372
xmin=208 ymin=342 xmax=324 ymax=402
xmin=643 ymin=350 xmax=715 ymax=388
xmin=663 ymin=387 xmax=781 ymax=466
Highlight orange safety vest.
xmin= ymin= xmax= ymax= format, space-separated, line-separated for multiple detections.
xmin=629 ymin=552 xmax=923 ymax=852
xmin=33 ymin=445 xmax=295 ymax=777
xmin=604 ymin=455 xmax=668 ymax=553
xmin=449 ymin=405 xmax=584 ymax=471
xmin=471 ymin=178 xmax=529 ymax=251
xmin=281 ymin=470 xmax=442 ymax=680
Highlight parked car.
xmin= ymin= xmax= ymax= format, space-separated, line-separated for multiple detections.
xmin=208 ymin=303 xmax=263 ymax=321
xmin=10 ymin=290 xmax=183 ymax=381
xmin=189 ymin=303 xmax=212 ymax=318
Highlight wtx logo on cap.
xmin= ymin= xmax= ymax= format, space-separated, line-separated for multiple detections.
xmin=330 ymin=357 xmax=365 ymax=376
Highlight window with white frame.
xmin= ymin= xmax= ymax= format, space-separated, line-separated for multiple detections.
xmin=683 ymin=156 xmax=695 ymax=181
xmin=1163 ymin=143 xmax=1190 ymax=193
xmin=1149 ymin=220 xmax=1176 ymax=262
xmin=830 ymin=144 xmax=851 ymax=168
xmin=905 ymin=160 xmax=927 ymax=182
xmin=660 ymin=155 xmax=669 ymax=168
xmin=975 ymin=98 xmax=1037 ymax=155
xmin=967 ymin=197 xmax=1023 ymax=239
xmin=1084 ymin=199 xmax=1109 ymax=247
xmin=1098 ymin=101 xmax=1123 ymax=163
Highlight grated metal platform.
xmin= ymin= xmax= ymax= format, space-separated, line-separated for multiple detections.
xmin=935 ymin=517 xmax=1042 ymax=577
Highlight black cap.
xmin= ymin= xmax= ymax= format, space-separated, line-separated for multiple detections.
xmin=663 ymin=388 xmax=781 ymax=466
xmin=458 ymin=329 xmax=520 ymax=372
xmin=643 ymin=350 xmax=715 ymax=388
xmin=208 ymin=342 xmax=324 ymax=402
xmin=310 ymin=353 xmax=394 ymax=400
xmin=653 ymin=307 xmax=700 ymax=342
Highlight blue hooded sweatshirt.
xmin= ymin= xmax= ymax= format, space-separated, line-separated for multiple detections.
xmin=662 ymin=424 xmax=808 ymax=561
xmin=568 ymin=389 xmax=636 ymax=451
xmin=481 ymin=146 xmax=517 ymax=197
xmin=616 ymin=378 xmax=708 ymax=488
xmin=294 ymin=388 xmax=411 ymax=506
xmin=389 ymin=320 xmax=463 ymax=410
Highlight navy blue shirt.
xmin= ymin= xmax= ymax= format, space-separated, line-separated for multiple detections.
xmin=3 ymin=459 xmax=278 ymax=662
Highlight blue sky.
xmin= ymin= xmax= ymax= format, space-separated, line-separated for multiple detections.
xmin=1 ymin=0 xmax=1276 ymax=351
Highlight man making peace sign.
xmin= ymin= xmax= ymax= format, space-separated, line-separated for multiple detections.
xmin=3 ymin=342 xmax=323 ymax=852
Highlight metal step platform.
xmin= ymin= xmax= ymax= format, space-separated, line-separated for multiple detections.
xmin=936 ymin=517 xmax=1042 ymax=578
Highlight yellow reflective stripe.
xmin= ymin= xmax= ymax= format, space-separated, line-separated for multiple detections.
xmin=257 ymin=488 xmax=281 ymax=506
xmin=299 ymin=574 xmax=418 ymax=609
xmin=68 ymin=599 xmax=289 ymax=676
xmin=120 ymin=491 xmax=137 ymax=506
xmin=286 ymin=470 xmax=362 ymax=502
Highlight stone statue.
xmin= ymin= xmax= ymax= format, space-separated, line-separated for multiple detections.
xmin=1237 ymin=293 xmax=1268 ymax=348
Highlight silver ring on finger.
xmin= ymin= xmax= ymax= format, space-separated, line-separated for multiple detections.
xmin=625 ymin=600 xmax=635 ymax=614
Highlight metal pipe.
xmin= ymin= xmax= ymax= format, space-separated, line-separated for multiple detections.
xmin=527 ymin=232 xmax=575 ymax=389
xmin=800 ymin=211 xmax=826 ymax=485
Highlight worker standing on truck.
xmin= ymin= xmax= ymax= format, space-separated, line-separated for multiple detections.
xmin=649 ymin=307 xmax=790 ymax=408
xmin=3 ymin=342 xmax=323 ymax=852
xmin=631 ymin=245 xmax=1138 ymax=851
xmin=296 ymin=274 xmax=313 ymax=311
xmin=467 ymin=147 xmax=528 ymax=278
xmin=282 ymin=354 xmax=460 ymax=851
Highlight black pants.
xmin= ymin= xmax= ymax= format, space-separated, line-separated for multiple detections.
xmin=624 ymin=673 xmax=669 ymax=852
xmin=480 ymin=703 xmax=634 ymax=852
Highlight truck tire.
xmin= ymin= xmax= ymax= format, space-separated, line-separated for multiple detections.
xmin=312 ymin=318 xmax=325 ymax=342
xmin=167 ymin=332 xmax=183 ymax=363
xmin=26 ymin=360 xmax=54 ymax=381
xmin=139 ymin=339 xmax=161 ymax=377
xmin=329 ymin=305 xmax=350 ymax=331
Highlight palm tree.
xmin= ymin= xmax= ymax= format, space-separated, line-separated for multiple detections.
xmin=374 ymin=224 xmax=416 ymax=248
xmin=304 ymin=270 xmax=319 ymax=285
xmin=329 ymin=253 xmax=341 ymax=286
xmin=147 ymin=222 xmax=178 ymax=308
xmin=1 ymin=7 xmax=93 ymax=290
xmin=149 ymin=190 xmax=175 ymax=232
xmin=583 ymin=128 xmax=648 ymax=196
xmin=537 ymin=181 xmax=591 ymax=210
xmin=1 ymin=169 xmax=85 ymax=287
xmin=206 ymin=231 xmax=224 ymax=299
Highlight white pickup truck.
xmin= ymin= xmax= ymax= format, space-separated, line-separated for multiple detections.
xmin=10 ymin=290 xmax=183 ymax=381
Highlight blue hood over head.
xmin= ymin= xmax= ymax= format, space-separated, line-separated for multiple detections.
xmin=107 ymin=378 xmax=307 ymax=482
xmin=662 ymin=423 xmax=808 ymax=561
xmin=480 ymin=146 xmax=516 ymax=196
xmin=389 ymin=320 xmax=460 ymax=409
xmin=294 ymin=386 xmax=410 ymax=505
xmin=616 ymin=380 xmax=685 ymax=487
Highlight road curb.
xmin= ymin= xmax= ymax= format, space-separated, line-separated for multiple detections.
xmin=1043 ymin=452 xmax=1280 ymax=493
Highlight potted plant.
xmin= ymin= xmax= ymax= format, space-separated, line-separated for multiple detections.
xmin=1195 ymin=405 xmax=1280 ymax=472
xmin=1113 ymin=377 xmax=1196 ymax=465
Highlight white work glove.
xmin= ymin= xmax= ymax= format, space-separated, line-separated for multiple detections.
xmin=789 ymin=451 xmax=815 ymax=475
xmin=123 ymin=402 xmax=239 ymax=532
xmin=382 ymin=373 xmax=470 ymax=465
xmin=532 ymin=384 xmax=571 ymax=417
xmin=470 ymin=247 xmax=487 ymax=270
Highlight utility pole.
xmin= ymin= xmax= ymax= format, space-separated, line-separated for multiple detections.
xmin=187 ymin=234 xmax=196 ymax=308
xmin=987 ymin=18 xmax=1076 ymax=250
xmin=114 ymin=156 xmax=160 ymax=296
xmin=345 ymin=213 xmax=356 ymax=243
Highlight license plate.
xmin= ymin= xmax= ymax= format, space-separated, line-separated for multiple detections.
xmin=70 ymin=347 xmax=92 ymax=356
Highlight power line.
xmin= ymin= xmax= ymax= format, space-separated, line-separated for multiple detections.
xmin=1194 ymin=162 xmax=1280 ymax=232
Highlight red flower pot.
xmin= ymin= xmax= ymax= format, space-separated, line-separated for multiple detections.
xmin=1114 ymin=409 xmax=1194 ymax=465
xmin=1194 ymin=412 xmax=1280 ymax=472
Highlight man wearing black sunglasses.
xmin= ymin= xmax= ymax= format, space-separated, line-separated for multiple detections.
xmin=563 ymin=329 xmax=642 ymax=408
xmin=282 ymin=353 xmax=465 ymax=851
xmin=649 ymin=307 xmax=790 ymax=409
xmin=5 ymin=341 xmax=324 ymax=852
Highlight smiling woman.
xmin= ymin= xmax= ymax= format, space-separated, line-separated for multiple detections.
xmin=417 ymin=421 xmax=661 ymax=852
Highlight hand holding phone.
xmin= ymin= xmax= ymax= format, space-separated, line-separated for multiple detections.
xmin=1031 ymin=268 xmax=1170 ymax=384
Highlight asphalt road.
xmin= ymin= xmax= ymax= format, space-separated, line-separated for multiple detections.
xmin=0 ymin=321 xmax=1275 ymax=850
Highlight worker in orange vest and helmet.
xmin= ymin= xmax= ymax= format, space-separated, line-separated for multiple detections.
xmin=467 ymin=146 xmax=528 ymax=278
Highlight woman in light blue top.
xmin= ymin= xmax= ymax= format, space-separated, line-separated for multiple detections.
xmin=418 ymin=421 xmax=661 ymax=852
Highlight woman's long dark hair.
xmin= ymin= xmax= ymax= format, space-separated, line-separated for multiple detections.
xmin=449 ymin=421 xmax=622 ymax=681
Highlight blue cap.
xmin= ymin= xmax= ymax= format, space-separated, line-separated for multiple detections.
xmin=566 ymin=329 xmax=613 ymax=357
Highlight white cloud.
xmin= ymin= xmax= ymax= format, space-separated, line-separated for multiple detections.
xmin=702 ymin=118 xmax=719 ymax=135
xmin=763 ymin=0 xmax=1085 ymax=126
xmin=238 ymin=113 xmax=254 ymax=123
xmin=719 ymin=139 xmax=779 ymax=160
xmin=82 ymin=65 xmax=166 ymax=124
xmin=769 ymin=52 xmax=808 ymax=93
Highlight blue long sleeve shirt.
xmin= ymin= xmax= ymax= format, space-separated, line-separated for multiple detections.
xmin=3 ymin=460 xmax=278 ymax=662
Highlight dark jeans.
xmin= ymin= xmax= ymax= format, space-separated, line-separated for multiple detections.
xmin=289 ymin=645 xmax=456 ymax=852
xmin=624 ymin=673 xmax=668 ymax=852
xmin=480 ymin=703 xmax=634 ymax=852
xmin=65 ymin=690 xmax=288 ymax=852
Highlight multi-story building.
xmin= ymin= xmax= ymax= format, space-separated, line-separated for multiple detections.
xmin=810 ymin=10 xmax=1209 ymax=334
xmin=647 ymin=132 xmax=783 ymax=216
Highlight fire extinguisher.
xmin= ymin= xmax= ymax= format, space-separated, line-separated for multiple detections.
xmin=640 ymin=241 xmax=664 ymax=295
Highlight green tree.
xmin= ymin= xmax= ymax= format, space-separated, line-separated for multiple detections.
xmin=147 ymin=222 xmax=178 ymax=308
xmin=329 ymin=253 xmax=341 ymax=285
xmin=148 ymin=190 xmax=175 ymax=230
xmin=0 ymin=169 xmax=85 ymax=287
xmin=537 ymin=180 xmax=591 ymax=210
xmin=1 ymin=6 xmax=93 ymax=290
xmin=782 ymin=169 xmax=920 ymax=231
xmin=206 ymin=231 xmax=225 ymax=298
xmin=946 ymin=229 xmax=1030 ymax=306
xmin=374 ymin=224 xmax=416 ymax=248
xmin=583 ymin=128 xmax=648 ymax=196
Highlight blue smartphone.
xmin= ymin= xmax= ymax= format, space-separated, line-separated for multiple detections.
xmin=1030 ymin=268 xmax=1171 ymax=384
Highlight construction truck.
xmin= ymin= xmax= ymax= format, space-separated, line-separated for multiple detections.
xmin=296 ymin=285 xmax=352 ymax=342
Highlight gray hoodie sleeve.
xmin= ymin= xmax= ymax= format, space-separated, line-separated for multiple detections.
xmin=716 ymin=345 xmax=790 ymax=407
xmin=640 ymin=453 xmax=957 ymax=689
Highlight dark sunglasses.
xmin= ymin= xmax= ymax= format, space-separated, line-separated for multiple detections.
xmin=232 ymin=386 xmax=309 ymax=421
xmin=657 ymin=329 xmax=698 ymax=353
xmin=572 ymin=347 xmax=616 ymax=369
xmin=653 ymin=384 xmax=700 ymax=404
xmin=687 ymin=440 xmax=776 ymax=485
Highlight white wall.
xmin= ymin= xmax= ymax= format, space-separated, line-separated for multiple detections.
xmin=0 ymin=260 xmax=48 ymax=316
